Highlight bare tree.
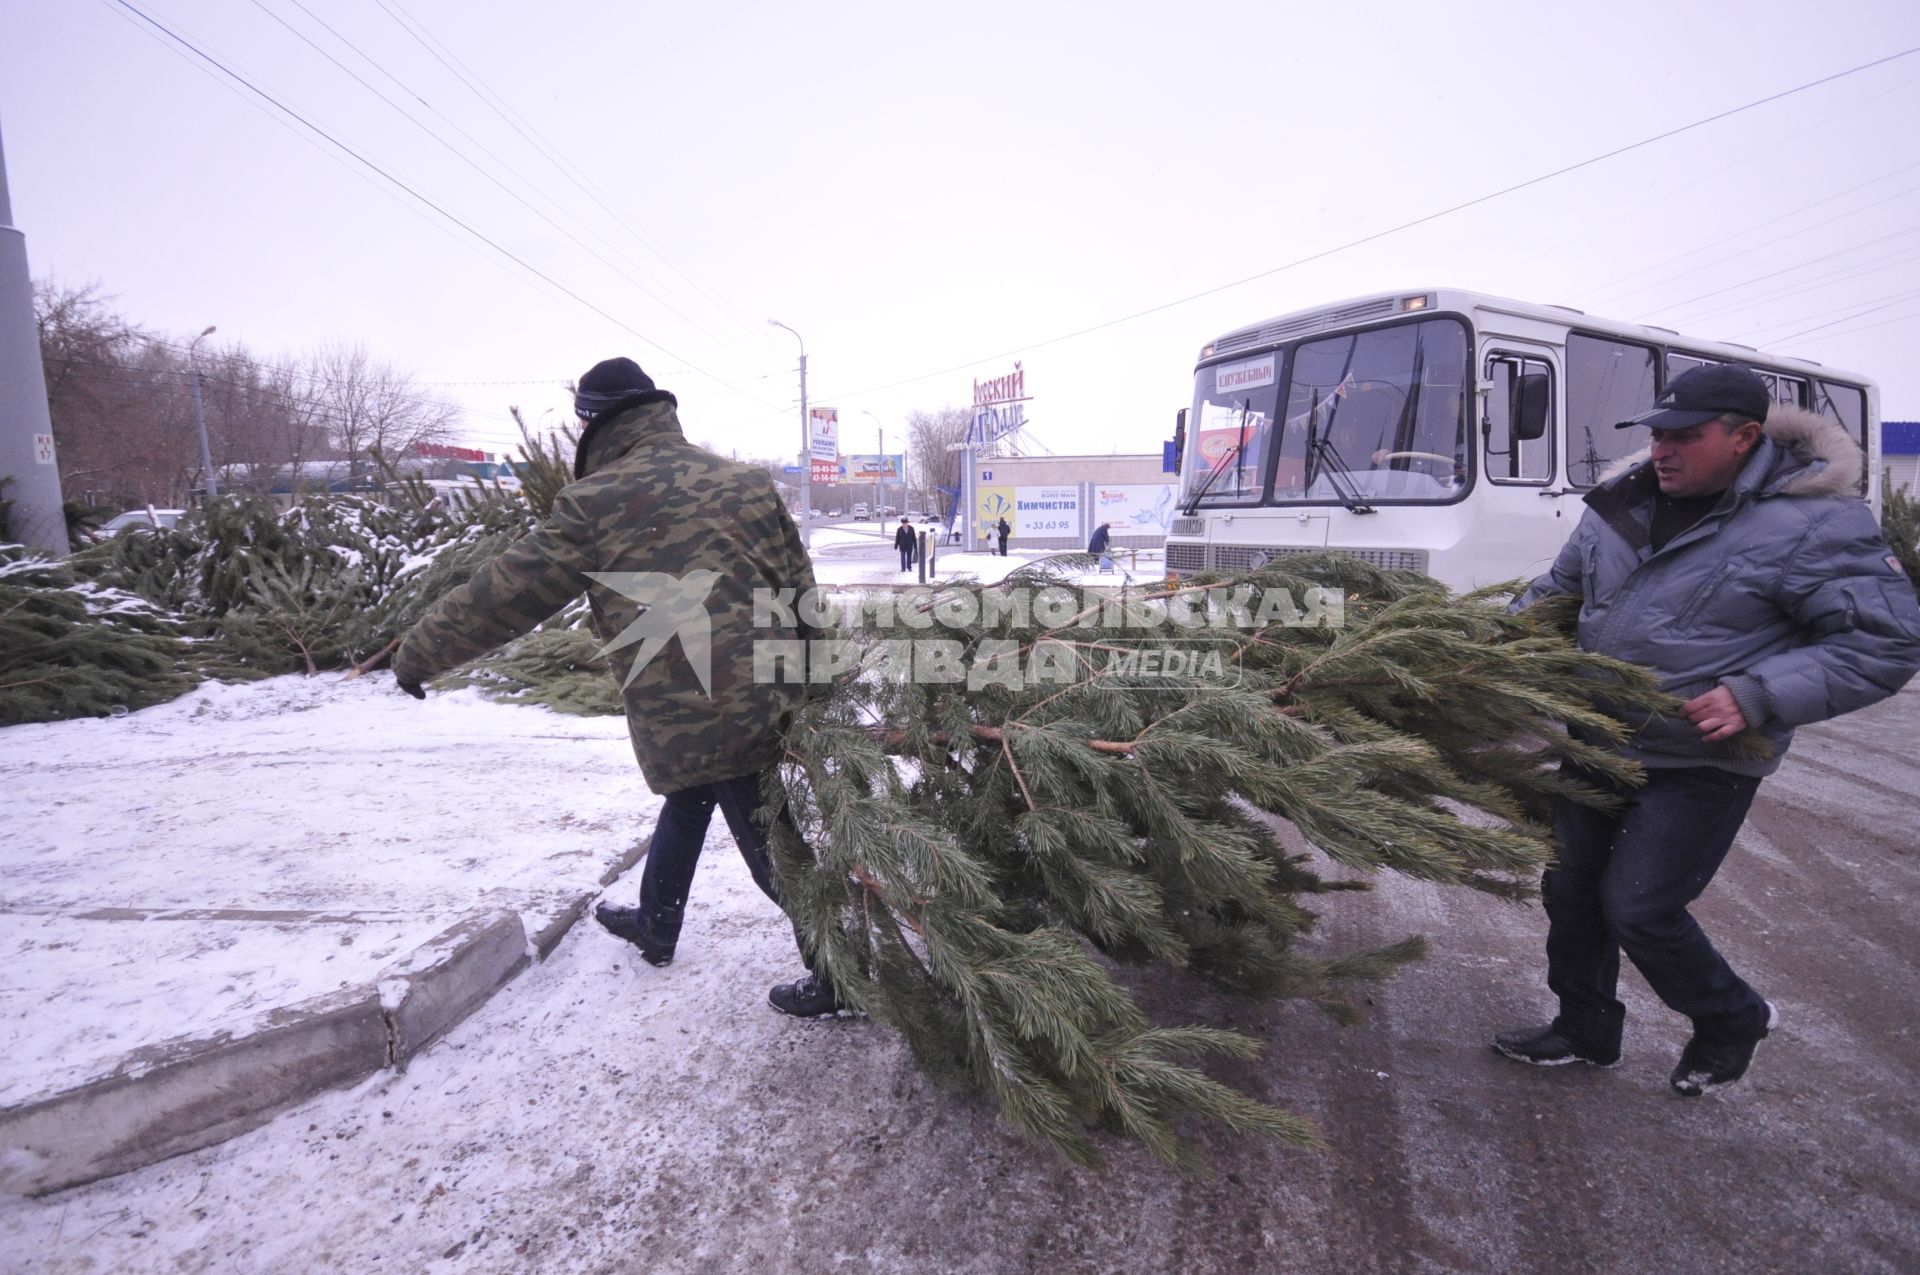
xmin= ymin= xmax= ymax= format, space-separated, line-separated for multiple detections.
xmin=305 ymin=342 xmax=457 ymax=482
xmin=905 ymin=405 xmax=972 ymax=516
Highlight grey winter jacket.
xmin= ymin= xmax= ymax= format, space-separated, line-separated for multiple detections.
xmin=1515 ymin=405 xmax=1920 ymax=775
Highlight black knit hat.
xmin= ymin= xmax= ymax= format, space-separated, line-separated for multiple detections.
xmin=574 ymin=357 xmax=656 ymax=418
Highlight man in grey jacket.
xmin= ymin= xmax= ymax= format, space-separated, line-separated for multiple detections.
xmin=1496 ymin=364 xmax=1920 ymax=1095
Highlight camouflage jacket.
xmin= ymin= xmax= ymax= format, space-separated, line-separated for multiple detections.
xmin=394 ymin=394 xmax=819 ymax=794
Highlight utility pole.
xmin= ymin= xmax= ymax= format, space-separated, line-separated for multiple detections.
xmin=0 ymin=119 xmax=69 ymax=554
xmin=767 ymin=318 xmax=810 ymax=550
xmin=189 ymin=325 xmax=219 ymax=499
xmin=861 ymin=408 xmax=884 ymax=521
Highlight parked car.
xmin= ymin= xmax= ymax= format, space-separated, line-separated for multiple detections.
xmin=99 ymin=508 xmax=185 ymax=536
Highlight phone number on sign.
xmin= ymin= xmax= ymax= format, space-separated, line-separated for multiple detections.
xmin=1025 ymin=520 xmax=1075 ymax=532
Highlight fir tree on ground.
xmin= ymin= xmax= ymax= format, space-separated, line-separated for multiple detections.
xmin=767 ymin=555 xmax=1676 ymax=1168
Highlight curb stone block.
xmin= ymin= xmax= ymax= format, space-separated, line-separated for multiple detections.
xmin=531 ymin=891 xmax=593 ymax=960
xmin=1 ymin=838 xmax=647 ymax=1198
xmin=597 ymin=834 xmax=650 ymax=888
xmin=0 ymin=988 xmax=388 ymax=1198
xmin=381 ymin=910 xmax=529 ymax=1069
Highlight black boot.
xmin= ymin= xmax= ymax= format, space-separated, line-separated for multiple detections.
xmin=768 ymin=972 xmax=844 ymax=1018
xmin=594 ymin=903 xmax=677 ymax=967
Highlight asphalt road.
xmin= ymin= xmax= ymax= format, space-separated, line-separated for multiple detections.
xmin=2 ymin=692 xmax=1915 ymax=1274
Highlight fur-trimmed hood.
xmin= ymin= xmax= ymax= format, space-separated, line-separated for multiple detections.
xmin=1597 ymin=403 xmax=1864 ymax=497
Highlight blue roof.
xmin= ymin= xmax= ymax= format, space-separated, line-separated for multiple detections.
xmin=1886 ymin=422 xmax=1920 ymax=456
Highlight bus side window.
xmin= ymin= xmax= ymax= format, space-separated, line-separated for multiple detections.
xmin=1566 ymin=334 xmax=1657 ymax=488
xmin=1483 ymin=355 xmax=1554 ymax=483
xmin=1814 ymin=381 xmax=1870 ymax=498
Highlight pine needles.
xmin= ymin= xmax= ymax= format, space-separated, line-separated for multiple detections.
xmin=765 ymin=555 xmax=1674 ymax=1168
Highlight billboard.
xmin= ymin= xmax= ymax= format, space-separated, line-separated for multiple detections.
xmin=974 ymin=484 xmax=1014 ymax=545
xmin=808 ymin=407 xmax=839 ymax=463
xmin=1092 ymin=483 xmax=1178 ymax=535
xmin=843 ymin=453 xmax=904 ymax=481
xmin=1013 ymin=485 xmax=1080 ymax=538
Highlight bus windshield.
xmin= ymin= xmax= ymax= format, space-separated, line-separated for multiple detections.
xmin=1182 ymin=352 xmax=1280 ymax=506
xmin=1274 ymin=318 xmax=1470 ymax=504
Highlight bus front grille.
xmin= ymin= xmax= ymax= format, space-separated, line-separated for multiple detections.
xmin=1167 ymin=543 xmax=1431 ymax=577
xmin=1214 ymin=545 xmax=1431 ymax=574
xmin=1165 ymin=543 xmax=1207 ymax=574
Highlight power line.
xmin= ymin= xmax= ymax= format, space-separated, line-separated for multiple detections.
xmin=1733 ymin=283 xmax=1920 ymax=341
xmin=1583 ymin=179 xmax=1920 ymax=310
xmin=1556 ymin=71 xmax=1920 ymax=264
xmin=366 ymin=0 xmax=787 ymax=365
xmin=110 ymin=0 xmax=784 ymax=411
xmin=1786 ymin=305 xmax=1920 ymax=345
xmin=1761 ymin=290 xmax=1920 ymax=345
xmin=1638 ymin=224 xmax=1920 ymax=320
xmin=1653 ymin=246 xmax=1920 ymax=329
xmin=1574 ymin=158 xmax=1920 ymax=305
xmin=248 ymin=0 xmax=774 ymax=369
xmin=807 ymin=45 xmax=1920 ymax=407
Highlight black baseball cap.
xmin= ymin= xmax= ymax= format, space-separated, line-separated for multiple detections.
xmin=1618 ymin=364 xmax=1771 ymax=431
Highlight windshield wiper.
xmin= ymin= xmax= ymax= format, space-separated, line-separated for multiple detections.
xmin=1181 ymin=442 xmax=1242 ymax=516
xmin=1301 ymin=388 xmax=1373 ymax=515
xmin=1182 ymin=398 xmax=1253 ymax=516
xmin=1306 ymin=434 xmax=1375 ymax=514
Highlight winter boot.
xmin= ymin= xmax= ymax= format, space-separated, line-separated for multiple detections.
xmin=768 ymin=972 xmax=844 ymax=1018
xmin=1492 ymin=1023 xmax=1621 ymax=1068
xmin=594 ymin=903 xmax=677 ymax=967
xmin=1670 ymin=1001 xmax=1778 ymax=1097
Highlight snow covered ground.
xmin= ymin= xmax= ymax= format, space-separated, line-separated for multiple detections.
xmin=0 ymin=528 xmax=1161 ymax=1111
xmin=0 ymin=676 xmax=654 ymax=1106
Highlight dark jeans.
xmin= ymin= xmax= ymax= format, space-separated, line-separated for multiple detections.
xmin=1543 ymin=761 xmax=1768 ymax=1052
xmin=637 ymin=772 xmax=812 ymax=966
xmin=898 ymin=548 xmax=914 ymax=571
xmin=996 ymin=536 xmax=1008 ymax=556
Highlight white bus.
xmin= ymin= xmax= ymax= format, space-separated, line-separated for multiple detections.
xmin=1165 ymin=287 xmax=1879 ymax=592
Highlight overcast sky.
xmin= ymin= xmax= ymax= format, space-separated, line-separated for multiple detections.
xmin=4 ymin=0 xmax=1918 ymax=464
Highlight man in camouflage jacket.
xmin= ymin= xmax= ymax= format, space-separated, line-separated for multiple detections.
xmin=392 ymin=357 xmax=842 ymax=1017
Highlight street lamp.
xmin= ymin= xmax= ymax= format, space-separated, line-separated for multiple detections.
xmin=189 ymin=324 xmax=219 ymax=499
xmin=766 ymin=317 xmax=810 ymax=549
xmin=860 ymin=408 xmax=884 ymax=522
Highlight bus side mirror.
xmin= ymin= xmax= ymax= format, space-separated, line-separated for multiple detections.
xmin=1171 ymin=408 xmax=1187 ymax=475
xmin=1515 ymin=372 xmax=1549 ymax=441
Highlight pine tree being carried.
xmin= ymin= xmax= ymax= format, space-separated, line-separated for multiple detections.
xmin=764 ymin=554 xmax=1675 ymax=1168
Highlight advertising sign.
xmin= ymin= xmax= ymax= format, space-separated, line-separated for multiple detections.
xmin=843 ymin=454 xmax=904 ymax=481
xmin=808 ymin=407 xmax=839 ymax=463
xmin=1092 ymin=483 xmax=1178 ymax=535
xmin=1014 ymin=485 xmax=1081 ymax=538
xmin=974 ymin=484 xmax=1014 ymax=545
xmin=972 ymin=403 xmax=1025 ymax=446
xmin=810 ymin=461 xmax=841 ymax=486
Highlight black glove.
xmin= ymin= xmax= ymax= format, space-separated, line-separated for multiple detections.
xmin=397 ymin=677 xmax=426 ymax=701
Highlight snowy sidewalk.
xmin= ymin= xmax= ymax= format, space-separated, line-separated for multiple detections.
xmin=0 ymin=675 xmax=659 ymax=1192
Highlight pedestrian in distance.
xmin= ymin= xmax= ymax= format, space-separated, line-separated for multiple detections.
xmin=389 ymin=356 xmax=847 ymax=1018
xmin=1087 ymin=521 xmax=1113 ymax=571
xmin=893 ymin=515 xmax=916 ymax=573
xmin=995 ymin=515 xmax=1011 ymax=557
xmin=1498 ymin=364 xmax=1920 ymax=1095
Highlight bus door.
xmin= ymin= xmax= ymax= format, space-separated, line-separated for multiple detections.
xmin=1477 ymin=343 xmax=1567 ymax=586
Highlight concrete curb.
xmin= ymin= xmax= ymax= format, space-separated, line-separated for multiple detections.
xmin=0 ymin=836 xmax=655 ymax=1197
xmin=0 ymin=986 xmax=391 ymax=1198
